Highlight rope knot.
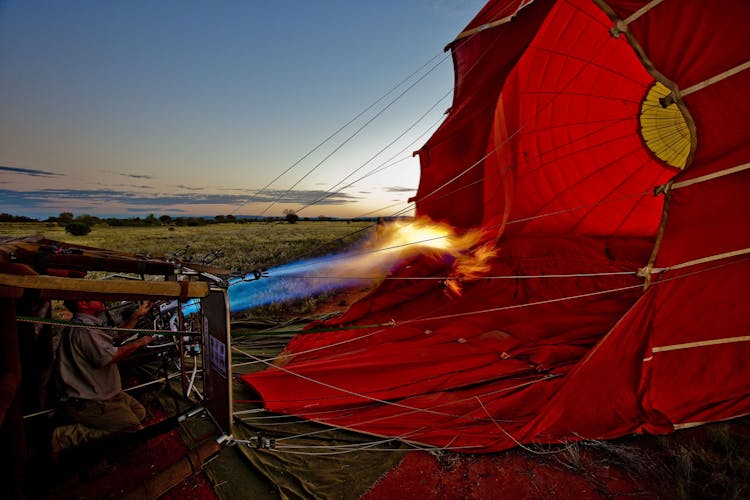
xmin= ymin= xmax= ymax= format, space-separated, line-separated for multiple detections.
xmin=610 ymin=19 xmax=628 ymax=37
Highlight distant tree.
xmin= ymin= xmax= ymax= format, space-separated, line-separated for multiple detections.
xmin=214 ymin=215 xmax=226 ymax=223
xmin=145 ymin=213 xmax=160 ymax=226
xmin=0 ymin=213 xmax=37 ymax=222
xmin=58 ymin=212 xmax=74 ymax=224
xmin=283 ymin=209 xmax=299 ymax=224
xmin=65 ymin=221 xmax=91 ymax=236
xmin=159 ymin=215 xmax=172 ymax=224
xmin=186 ymin=217 xmax=206 ymax=227
xmin=226 ymin=214 xmax=236 ymax=222
xmin=75 ymin=214 xmax=99 ymax=227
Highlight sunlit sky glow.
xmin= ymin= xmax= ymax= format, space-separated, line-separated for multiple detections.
xmin=0 ymin=1 xmax=484 ymax=219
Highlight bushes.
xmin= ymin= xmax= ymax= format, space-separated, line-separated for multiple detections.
xmin=64 ymin=221 xmax=91 ymax=236
xmin=283 ymin=209 xmax=299 ymax=224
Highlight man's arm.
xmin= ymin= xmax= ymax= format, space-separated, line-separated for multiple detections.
xmin=108 ymin=335 xmax=153 ymax=365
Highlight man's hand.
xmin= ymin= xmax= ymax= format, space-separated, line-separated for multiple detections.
xmin=120 ymin=301 xmax=155 ymax=330
xmin=133 ymin=301 xmax=154 ymax=318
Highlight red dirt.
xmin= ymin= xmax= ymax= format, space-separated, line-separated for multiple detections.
xmin=363 ymin=449 xmax=650 ymax=499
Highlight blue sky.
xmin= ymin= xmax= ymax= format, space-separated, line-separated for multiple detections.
xmin=0 ymin=1 xmax=484 ymax=219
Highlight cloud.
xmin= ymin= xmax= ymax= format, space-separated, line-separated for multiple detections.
xmin=173 ymin=184 xmax=205 ymax=191
xmin=115 ymin=183 xmax=154 ymax=190
xmin=119 ymin=173 xmax=154 ymax=180
xmin=125 ymin=206 xmax=189 ymax=214
xmin=0 ymin=186 xmax=364 ymax=216
xmin=384 ymin=186 xmax=416 ymax=193
xmin=0 ymin=165 xmax=60 ymax=177
xmin=224 ymin=189 xmax=363 ymax=206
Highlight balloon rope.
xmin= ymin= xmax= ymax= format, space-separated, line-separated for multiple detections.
xmin=666 ymin=162 xmax=750 ymax=192
xmin=645 ymin=248 xmax=750 ymax=274
xmin=296 ymin=91 xmax=453 ymax=216
xmin=257 ymin=55 xmax=450 ymax=218
xmin=233 ymin=257 xmax=747 ymax=372
xmin=681 ymin=60 xmax=750 ymax=98
xmin=229 ymin=50 xmax=447 ymax=217
xmin=609 ymin=0 xmax=665 ymax=36
xmin=231 ymin=344 xmax=496 ymax=421
xmin=232 ymin=260 xmax=748 ymax=451
xmin=14 ymin=316 xmax=191 ymax=336
xmin=272 ymin=271 xmax=636 ymax=281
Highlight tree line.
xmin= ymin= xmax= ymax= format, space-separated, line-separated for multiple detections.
xmin=1 ymin=211 xmax=376 ymax=236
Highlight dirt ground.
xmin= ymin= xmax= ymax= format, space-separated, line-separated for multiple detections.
xmin=362 ymin=449 xmax=650 ymax=499
xmin=362 ymin=419 xmax=750 ymax=499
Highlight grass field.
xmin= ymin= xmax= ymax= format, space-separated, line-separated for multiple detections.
xmin=0 ymin=220 xmax=375 ymax=273
xmin=1 ymin=220 xmax=377 ymax=318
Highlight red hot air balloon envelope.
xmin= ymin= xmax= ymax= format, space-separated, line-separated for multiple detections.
xmin=241 ymin=0 xmax=750 ymax=452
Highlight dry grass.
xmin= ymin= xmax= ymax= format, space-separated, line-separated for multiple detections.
xmin=551 ymin=421 xmax=750 ymax=499
xmin=1 ymin=220 xmax=376 ymax=319
xmin=0 ymin=220 xmax=374 ymax=273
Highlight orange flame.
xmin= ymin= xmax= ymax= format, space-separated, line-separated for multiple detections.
xmin=369 ymin=217 xmax=497 ymax=295
xmin=445 ymin=241 xmax=497 ymax=296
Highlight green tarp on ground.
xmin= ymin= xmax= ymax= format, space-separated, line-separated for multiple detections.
xmin=167 ymin=317 xmax=407 ymax=500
